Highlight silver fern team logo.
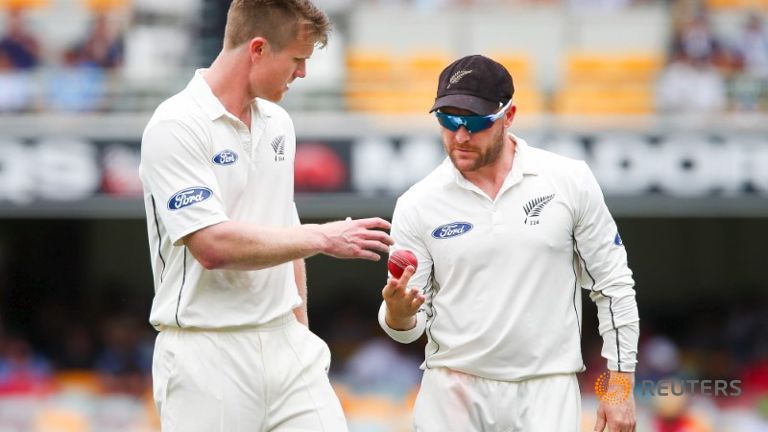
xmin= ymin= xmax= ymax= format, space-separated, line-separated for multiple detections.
xmin=270 ymin=135 xmax=286 ymax=161
xmin=523 ymin=194 xmax=555 ymax=225
xmin=447 ymin=70 xmax=472 ymax=89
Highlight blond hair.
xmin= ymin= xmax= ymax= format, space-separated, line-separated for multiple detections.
xmin=223 ymin=0 xmax=330 ymax=51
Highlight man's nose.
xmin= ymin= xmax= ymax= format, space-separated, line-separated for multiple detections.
xmin=454 ymin=126 xmax=471 ymax=143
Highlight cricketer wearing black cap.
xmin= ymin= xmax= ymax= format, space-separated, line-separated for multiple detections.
xmin=430 ymin=54 xmax=515 ymax=115
xmin=379 ymin=54 xmax=640 ymax=432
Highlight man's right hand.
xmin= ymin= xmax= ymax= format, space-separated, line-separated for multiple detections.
xmin=382 ymin=265 xmax=425 ymax=330
xmin=315 ymin=217 xmax=393 ymax=261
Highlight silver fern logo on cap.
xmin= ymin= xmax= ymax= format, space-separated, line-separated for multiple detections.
xmin=448 ymin=70 xmax=473 ymax=88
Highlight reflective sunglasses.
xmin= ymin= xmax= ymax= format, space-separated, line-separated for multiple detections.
xmin=435 ymin=100 xmax=512 ymax=133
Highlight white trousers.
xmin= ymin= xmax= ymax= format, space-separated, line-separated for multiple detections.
xmin=152 ymin=314 xmax=348 ymax=432
xmin=413 ymin=368 xmax=580 ymax=432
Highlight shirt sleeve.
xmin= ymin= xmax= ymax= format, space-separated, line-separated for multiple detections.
xmin=378 ymin=194 xmax=431 ymax=344
xmin=573 ymin=161 xmax=640 ymax=372
xmin=140 ymin=119 xmax=229 ymax=246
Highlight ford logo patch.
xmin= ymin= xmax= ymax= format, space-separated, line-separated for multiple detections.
xmin=431 ymin=222 xmax=473 ymax=239
xmin=168 ymin=187 xmax=213 ymax=211
xmin=212 ymin=149 xmax=238 ymax=165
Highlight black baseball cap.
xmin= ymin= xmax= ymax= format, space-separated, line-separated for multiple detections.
xmin=429 ymin=55 xmax=514 ymax=115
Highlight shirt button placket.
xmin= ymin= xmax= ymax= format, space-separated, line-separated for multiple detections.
xmin=491 ymin=208 xmax=504 ymax=233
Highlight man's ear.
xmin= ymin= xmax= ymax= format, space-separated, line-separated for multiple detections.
xmin=504 ymin=104 xmax=517 ymax=127
xmin=249 ymin=37 xmax=268 ymax=62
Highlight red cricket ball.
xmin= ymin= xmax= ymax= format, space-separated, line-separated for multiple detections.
xmin=387 ymin=249 xmax=418 ymax=279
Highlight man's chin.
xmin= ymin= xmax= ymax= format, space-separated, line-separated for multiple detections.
xmin=450 ymin=156 xmax=479 ymax=172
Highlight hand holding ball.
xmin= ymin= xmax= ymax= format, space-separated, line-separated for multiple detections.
xmin=387 ymin=250 xmax=418 ymax=279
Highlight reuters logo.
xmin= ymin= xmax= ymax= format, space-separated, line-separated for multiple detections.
xmin=594 ymin=372 xmax=632 ymax=404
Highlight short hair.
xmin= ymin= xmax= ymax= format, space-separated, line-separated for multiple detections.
xmin=223 ymin=0 xmax=331 ymax=51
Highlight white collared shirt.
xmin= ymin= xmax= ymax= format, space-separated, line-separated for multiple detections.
xmin=139 ymin=70 xmax=301 ymax=330
xmin=379 ymin=135 xmax=639 ymax=380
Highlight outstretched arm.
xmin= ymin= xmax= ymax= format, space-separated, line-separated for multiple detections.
xmin=183 ymin=217 xmax=394 ymax=270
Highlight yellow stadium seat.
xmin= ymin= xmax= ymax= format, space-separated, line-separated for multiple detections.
xmin=404 ymin=51 xmax=451 ymax=81
xmin=83 ymin=0 xmax=129 ymax=11
xmin=54 ymin=370 xmax=102 ymax=394
xmin=1 ymin=0 xmax=48 ymax=9
xmin=554 ymin=84 xmax=654 ymax=115
xmin=345 ymin=49 xmax=545 ymax=114
xmin=705 ymin=0 xmax=768 ymax=9
xmin=490 ymin=52 xmax=535 ymax=85
xmin=32 ymin=408 xmax=90 ymax=432
xmin=513 ymin=89 xmax=545 ymax=114
xmin=346 ymin=49 xmax=397 ymax=84
xmin=565 ymin=52 xmax=662 ymax=85
xmin=555 ymin=51 xmax=660 ymax=114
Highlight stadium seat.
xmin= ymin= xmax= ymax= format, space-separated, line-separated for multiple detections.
xmin=565 ymin=52 xmax=663 ymax=85
xmin=53 ymin=371 xmax=102 ymax=394
xmin=32 ymin=408 xmax=90 ymax=432
xmin=490 ymin=53 xmax=545 ymax=113
xmin=404 ymin=51 xmax=450 ymax=81
xmin=705 ymin=0 xmax=768 ymax=9
xmin=345 ymin=49 xmax=397 ymax=83
xmin=345 ymin=49 xmax=545 ymax=114
xmin=345 ymin=49 xmax=400 ymax=112
xmin=1 ymin=0 xmax=49 ymax=9
xmin=555 ymin=52 xmax=661 ymax=114
xmin=84 ymin=0 xmax=129 ymax=11
xmin=492 ymin=53 xmax=535 ymax=85
xmin=554 ymin=84 xmax=655 ymax=115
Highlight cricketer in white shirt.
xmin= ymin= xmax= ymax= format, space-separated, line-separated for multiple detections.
xmin=379 ymin=54 xmax=639 ymax=432
xmin=380 ymin=136 xmax=639 ymax=376
xmin=380 ymin=136 xmax=640 ymax=430
xmin=140 ymin=70 xmax=350 ymax=432
xmin=140 ymin=70 xmax=301 ymax=330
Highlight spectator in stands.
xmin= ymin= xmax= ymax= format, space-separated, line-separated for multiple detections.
xmin=70 ymin=13 xmax=124 ymax=70
xmin=46 ymin=49 xmax=108 ymax=112
xmin=341 ymin=337 xmax=422 ymax=397
xmin=637 ymin=335 xmax=681 ymax=382
xmin=44 ymin=13 xmax=123 ymax=112
xmin=55 ymin=324 xmax=96 ymax=370
xmin=670 ymin=14 xmax=728 ymax=69
xmin=0 ymin=50 xmax=35 ymax=112
xmin=0 ymin=333 xmax=52 ymax=394
xmin=734 ymin=13 xmax=768 ymax=80
xmin=651 ymin=391 xmax=713 ymax=432
xmin=95 ymin=316 xmax=152 ymax=397
xmin=656 ymin=53 xmax=727 ymax=113
xmin=0 ymin=9 xmax=40 ymax=70
xmin=731 ymin=13 xmax=768 ymax=111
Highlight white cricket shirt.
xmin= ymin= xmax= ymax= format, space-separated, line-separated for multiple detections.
xmin=139 ymin=70 xmax=301 ymax=330
xmin=379 ymin=136 xmax=639 ymax=380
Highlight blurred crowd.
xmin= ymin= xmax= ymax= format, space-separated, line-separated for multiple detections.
xmin=0 ymin=297 xmax=765 ymax=431
xmin=0 ymin=9 xmax=123 ymax=113
xmin=657 ymin=5 xmax=768 ymax=112
xmin=1 ymin=1 xmax=768 ymax=115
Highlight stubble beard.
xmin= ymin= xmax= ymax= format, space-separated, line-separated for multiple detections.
xmin=447 ymin=127 xmax=506 ymax=172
